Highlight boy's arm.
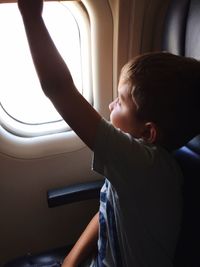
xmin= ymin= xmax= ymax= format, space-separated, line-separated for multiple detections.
xmin=18 ymin=0 xmax=101 ymax=150
xmin=62 ymin=212 xmax=99 ymax=267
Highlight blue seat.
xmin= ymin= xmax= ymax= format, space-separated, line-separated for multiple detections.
xmin=162 ymin=0 xmax=200 ymax=265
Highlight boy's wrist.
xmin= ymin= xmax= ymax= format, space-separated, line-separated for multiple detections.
xmin=20 ymin=13 xmax=43 ymax=24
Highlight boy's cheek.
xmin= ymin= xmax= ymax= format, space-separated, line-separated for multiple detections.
xmin=110 ymin=111 xmax=122 ymax=129
xmin=109 ymin=110 xmax=117 ymax=125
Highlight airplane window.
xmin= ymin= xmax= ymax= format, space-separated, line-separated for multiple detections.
xmin=0 ymin=1 xmax=90 ymax=137
xmin=0 ymin=1 xmax=112 ymax=159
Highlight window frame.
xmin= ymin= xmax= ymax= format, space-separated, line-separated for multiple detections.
xmin=0 ymin=0 xmax=113 ymax=159
xmin=0 ymin=1 xmax=92 ymax=137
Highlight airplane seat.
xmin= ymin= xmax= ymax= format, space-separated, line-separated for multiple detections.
xmin=162 ymin=0 xmax=200 ymax=266
xmin=2 ymin=0 xmax=200 ymax=266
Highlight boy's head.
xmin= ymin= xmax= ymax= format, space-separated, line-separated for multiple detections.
xmin=110 ymin=52 xmax=200 ymax=150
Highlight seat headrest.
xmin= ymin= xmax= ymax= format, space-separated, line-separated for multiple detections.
xmin=162 ymin=0 xmax=200 ymax=59
xmin=162 ymin=0 xmax=200 ymax=156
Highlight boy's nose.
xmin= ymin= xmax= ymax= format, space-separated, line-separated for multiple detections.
xmin=109 ymin=98 xmax=117 ymax=111
xmin=109 ymin=102 xmax=113 ymax=111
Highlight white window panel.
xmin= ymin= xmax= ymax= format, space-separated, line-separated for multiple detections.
xmin=0 ymin=1 xmax=90 ymax=137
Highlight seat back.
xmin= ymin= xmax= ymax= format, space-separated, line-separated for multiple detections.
xmin=162 ymin=0 xmax=200 ymax=266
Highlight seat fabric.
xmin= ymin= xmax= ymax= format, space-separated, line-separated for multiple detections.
xmin=163 ymin=0 xmax=200 ymax=266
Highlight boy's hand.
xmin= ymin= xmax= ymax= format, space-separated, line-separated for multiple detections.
xmin=18 ymin=0 xmax=43 ymax=18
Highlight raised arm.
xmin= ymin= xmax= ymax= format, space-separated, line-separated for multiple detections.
xmin=18 ymin=0 xmax=101 ymax=150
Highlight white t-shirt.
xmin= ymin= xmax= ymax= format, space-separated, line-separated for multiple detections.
xmin=91 ymin=118 xmax=183 ymax=267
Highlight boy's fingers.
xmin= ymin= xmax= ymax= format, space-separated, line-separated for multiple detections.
xmin=18 ymin=0 xmax=43 ymax=16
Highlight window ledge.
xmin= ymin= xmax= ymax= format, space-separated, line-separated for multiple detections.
xmin=0 ymin=124 xmax=85 ymax=159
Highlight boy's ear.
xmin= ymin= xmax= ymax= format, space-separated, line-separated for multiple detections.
xmin=141 ymin=122 xmax=157 ymax=143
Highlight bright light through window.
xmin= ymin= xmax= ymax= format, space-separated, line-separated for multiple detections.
xmin=0 ymin=2 xmax=82 ymax=125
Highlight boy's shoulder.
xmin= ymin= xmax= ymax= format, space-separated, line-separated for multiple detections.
xmin=94 ymin=118 xmax=179 ymax=172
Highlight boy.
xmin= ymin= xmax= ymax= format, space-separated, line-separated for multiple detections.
xmin=18 ymin=0 xmax=200 ymax=266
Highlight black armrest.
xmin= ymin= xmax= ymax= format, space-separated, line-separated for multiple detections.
xmin=47 ymin=180 xmax=104 ymax=208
